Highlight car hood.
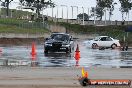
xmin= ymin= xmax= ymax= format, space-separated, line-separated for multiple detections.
xmin=87 ymin=39 xmax=94 ymax=42
xmin=45 ymin=39 xmax=69 ymax=44
xmin=113 ymin=39 xmax=119 ymax=41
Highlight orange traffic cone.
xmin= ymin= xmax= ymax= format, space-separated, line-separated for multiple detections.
xmin=31 ymin=54 xmax=37 ymax=67
xmin=82 ymin=67 xmax=88 ymax=78
xmin=31 ymin=42 xmax=37 ymax=55
xmin=31 ymin=54 xmax=37 ymax=61
xmin=75 ymin=44 xmax=80 ymax=61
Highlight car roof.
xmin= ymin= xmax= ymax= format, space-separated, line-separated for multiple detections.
xmin=52 ymin=32 xmax=69 ymax=35
xmin=97 ymin=36 xmax=109 ymax=38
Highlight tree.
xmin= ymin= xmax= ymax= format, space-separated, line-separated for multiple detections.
xmin=119 ymin=0 xmax=132 ymax=21
xmin=94 ymin=0 xmax=114 ymax=20
xmin=19 ymin=0 xmax=55 ymax=18
xmin=77 ymin=13 xmax=90 ymax=21
xmin=0 ymin=0 xmax=13 ymax=17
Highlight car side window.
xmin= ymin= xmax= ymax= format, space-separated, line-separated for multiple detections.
xmin=106 ymin=37 xmax=112 ymax=41
xmin=100 ymin=37 xmax=106 ymax=41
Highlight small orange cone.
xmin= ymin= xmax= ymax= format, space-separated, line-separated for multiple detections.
xmin=75 ymin=44 xmax=80 ymax=61
xmin=84 ymin=72 xmax=88 ymax=78
xmin=31 ymin=42 xmax=37 ymax=55
xmin=82 ymin=67 xmax=89 ymax=78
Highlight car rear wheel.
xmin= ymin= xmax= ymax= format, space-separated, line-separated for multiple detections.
xmin=111 ymin=44 xmax=117 ymax=49
xmin=92 ymin=43 xmax=98 ymax=49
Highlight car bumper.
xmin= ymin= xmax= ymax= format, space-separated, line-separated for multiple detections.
xmin=44 ymin=46 xmax=70 ymax=52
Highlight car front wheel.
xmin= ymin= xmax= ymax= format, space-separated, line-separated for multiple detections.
xmin=92 ymin=43 xmax=98 ymax=49
xmin=66 ymin=47 xmax=71 ymax=53
xmin=44 ymin=50 xmax=48 ymax=54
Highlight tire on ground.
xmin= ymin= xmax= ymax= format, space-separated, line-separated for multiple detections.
xmin=44 ymin=50 xmax=48 ymax=54
xmin=92 ymin=43 xmax=98 ymax=49
xmin=111 ymin=44 xmax=117 ymax=49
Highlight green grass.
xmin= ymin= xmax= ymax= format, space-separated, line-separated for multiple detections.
xmin=0 ymin=24 xmax=49 ymax=34
xmin=0 ymin=8 xmax=132 ymax=44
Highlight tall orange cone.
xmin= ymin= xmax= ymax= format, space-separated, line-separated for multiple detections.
xmin=31 ymin=42 xmax=37 ymax=55
xmin=75 ymin=44 xmax=80 ymax=61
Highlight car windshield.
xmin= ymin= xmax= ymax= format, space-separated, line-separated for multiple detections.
xmin=51 ymin=34 xmax=69 ymax=41
xmin=94 ymin=37 xmax=99 ymax=41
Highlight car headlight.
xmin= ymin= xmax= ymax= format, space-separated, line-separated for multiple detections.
xmin=62 ymin=44 xmax=70 ymax=47
xmin=45 ymin=43 xmax=52 ymax=46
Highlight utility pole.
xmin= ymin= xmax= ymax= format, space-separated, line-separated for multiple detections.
xmin=72 ymin=6 xmax=78 ymax=23
xmin=82 ymin=7 xmax=84 ymax=25
xmin=56 ymin=6 xmax=58 ymax=22
xmin=52 ymin=6 xmax=54 ymax=21
xmin=61 ymin=5 xmax=68 ymax=23
xmin=71 ymin=6 xmax=73 ymax=19
xmin=61 ymin=5 xmax=68 ymax=33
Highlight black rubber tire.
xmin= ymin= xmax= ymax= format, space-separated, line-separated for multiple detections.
xmin=66 ymin=48 xmax=71 ymax=53
xmin=69 ymin=47 xmax=72 ymax=53
xmin=80 ymin=78 xmax=90 ymax=86
xmin=44 ymin=50 xmax=48 ymax=54
xmin=92 ymin=43 xmax=98 ymax=49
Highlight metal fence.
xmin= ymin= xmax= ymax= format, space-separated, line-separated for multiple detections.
xmin=0 ymin=7 xmax=132 ymax=28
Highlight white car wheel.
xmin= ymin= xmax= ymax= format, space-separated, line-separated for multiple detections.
xmin=111 ymin=44 xmax=117 ymax=49
xmin=92 ymin=43 xmax=98 ymax=49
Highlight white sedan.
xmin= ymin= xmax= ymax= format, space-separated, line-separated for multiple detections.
xmin=85 ymin=36 xmax=121 ymax=49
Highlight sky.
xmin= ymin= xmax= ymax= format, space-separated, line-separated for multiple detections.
xmin=52 ymin=0 xmax=96 ymax=7
xmin=43 ymin=0 xmax=127 ymax=21
xmin=1 ymin=0 xmax=131 ymax=21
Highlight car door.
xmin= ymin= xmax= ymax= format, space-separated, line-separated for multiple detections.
xmin=98 ymin=37 xmax=113 ymax=47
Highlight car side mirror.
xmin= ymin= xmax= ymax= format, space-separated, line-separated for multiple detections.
xmin=45 ymin=38 xmax=49 ymax=41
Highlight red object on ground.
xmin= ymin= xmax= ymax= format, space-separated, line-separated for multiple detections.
xmin=31 ymin=54 xmax=36 ymax=61
xmin=75 ymin=44 xmax=80 ymax=61
xmin=31 ymin=42 xmax=37 ymax=55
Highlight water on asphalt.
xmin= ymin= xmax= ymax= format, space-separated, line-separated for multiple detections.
xmin=0 ymin=40 xmax=132 ymax=68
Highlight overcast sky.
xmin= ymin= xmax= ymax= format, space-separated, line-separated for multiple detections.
xmin=4 ymin=0 xmax=131 ymax=21
xmin=44 ymin=0 xmax=126 ymax=21
xmin=52 ymin=0 xmax=96 ymax=7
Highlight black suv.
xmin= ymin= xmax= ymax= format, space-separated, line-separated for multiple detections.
xmin=44 ymin=33 xmax=74 ymax=54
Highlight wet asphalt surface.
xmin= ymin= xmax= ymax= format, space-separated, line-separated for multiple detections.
xmin=0 ymin=40 xmax=132 ymax=68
